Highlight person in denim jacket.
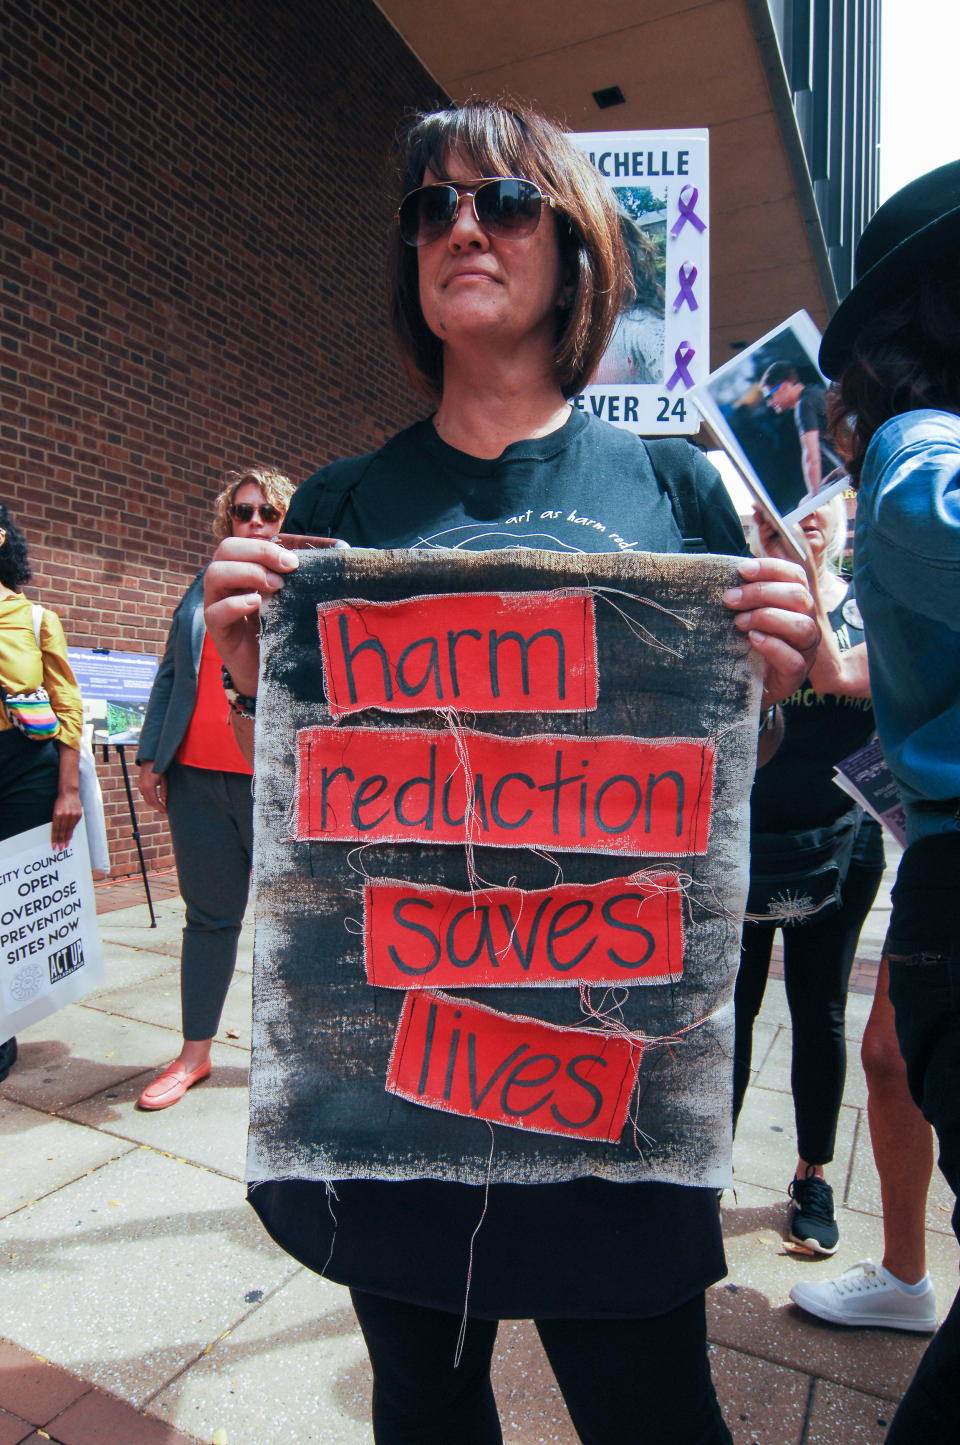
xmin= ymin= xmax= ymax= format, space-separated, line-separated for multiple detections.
xmin=798 ymin=160 xmax=960 ymax=1442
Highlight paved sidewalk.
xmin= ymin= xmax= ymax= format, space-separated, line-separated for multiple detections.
xmin=1 ymin=851 xmax=957 ymax=1444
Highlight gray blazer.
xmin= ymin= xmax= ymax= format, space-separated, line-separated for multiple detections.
xmin=136 ymin=572 xmax=206 ymax=774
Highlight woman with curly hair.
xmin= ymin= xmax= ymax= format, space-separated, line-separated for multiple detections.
xmin=135 ymin=467 xmax=295 ymax=1110
xmin=0 ymin=504 xmax=84 ymax=1081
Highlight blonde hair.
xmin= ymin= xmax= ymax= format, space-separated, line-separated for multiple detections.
xmin=748 ymin=494 xmax=849 ymax=573
xmin=212 ymin=467 xmax=297 ymax=541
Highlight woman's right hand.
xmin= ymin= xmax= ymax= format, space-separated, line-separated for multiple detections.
xmin=138 ymin=762 xmax=167 ymax=813
xmin=202 ymin=537 xmax=302 ymax=697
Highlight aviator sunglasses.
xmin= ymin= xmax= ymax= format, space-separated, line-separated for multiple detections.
xmin=230 ymin=501 xmax=283 ymax=523
xmin=397 ymin=177 xmax=556 ymax=248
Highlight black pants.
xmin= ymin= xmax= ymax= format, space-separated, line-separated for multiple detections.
xmin=165 ymin=762 xmax=253 ymax=1040
xmin=883 ymin=833 xmax=960 ymax=1443
xmin=0 ymin=728 xmax=59 ymax=843
xmin=0 ymin=729 xmax=60 ymax=1073
xmin=350 ymin=1288 xmax=732 ymax=1445
xmin=733 ymin=851 xmax=883 ymax=1163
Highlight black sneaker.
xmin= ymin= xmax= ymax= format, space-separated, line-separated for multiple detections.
xmin=0 ymin=1036 xmax=16 ymax=1084
xmin=788 ymin=1168 xmax=839 ymax=1255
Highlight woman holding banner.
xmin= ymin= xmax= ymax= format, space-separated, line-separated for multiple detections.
xmin=204 ymin=102 xmax=818 ymax=1444
xmin=0 ymin=505 xmax=84 ymax=1083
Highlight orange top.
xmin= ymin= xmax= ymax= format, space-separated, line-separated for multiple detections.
xmin=176 ymin=633 xmax=253 ymax=775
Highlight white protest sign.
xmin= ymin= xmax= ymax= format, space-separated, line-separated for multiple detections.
xmin=0 ymin=819 xmax=104 ymax=1042
xmin=572 ymin=129 xmax=709 ymax=436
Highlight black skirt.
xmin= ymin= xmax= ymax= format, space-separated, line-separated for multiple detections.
xmin=249 ymin=1175 xmax=725 ymax=1321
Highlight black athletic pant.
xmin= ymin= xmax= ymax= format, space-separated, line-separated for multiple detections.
xmin=350 ymin=1288 xmax=733 ymax=1444
xmin=733 ymin=852 xmax=883 ymax=1164
xmin=884 ymin=832 xmax=960 ymax=1443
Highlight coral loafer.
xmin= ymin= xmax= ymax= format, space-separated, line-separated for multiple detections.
xmin=137 ymin=1057 xmax=212 ymax=1110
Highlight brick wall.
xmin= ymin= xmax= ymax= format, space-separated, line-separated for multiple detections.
xmin=1 ymin=0 xmax=443 ymax=875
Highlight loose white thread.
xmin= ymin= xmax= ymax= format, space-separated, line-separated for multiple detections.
xmin=321 ymin=1179 xmax=340 ymax=1276
xmin=454 ymin=1123 xmax=496 ymax=1369
xmin=588 ymin=585 xmax=694 ymax=656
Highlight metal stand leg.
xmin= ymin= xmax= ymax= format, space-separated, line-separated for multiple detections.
xmin=110 ymin=743 xmax=156 ymax=927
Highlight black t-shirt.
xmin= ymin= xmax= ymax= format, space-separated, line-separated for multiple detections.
xmin=795 ymin=383 xmax=841 ymax=477
xmin=284 ymin=408 xmax=747 ymax=558
xmin=750 ymin=585 xmax=876 ymax=832
xmin=256 ymin=409 xmax=745 ymax=1320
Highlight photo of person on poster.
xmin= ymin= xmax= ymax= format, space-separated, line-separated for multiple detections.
xmin=592 ymin=188 xmax=666 ymax=385
xmin=692 ymin=311 xmax=845 ymax=524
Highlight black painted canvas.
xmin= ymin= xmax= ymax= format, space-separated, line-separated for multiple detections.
xmin=248 ymin=547 xmax=761 ymax=1189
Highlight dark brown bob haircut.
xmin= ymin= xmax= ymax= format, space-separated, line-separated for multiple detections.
xmin=828 ymin=259 xmax=960 ymax=487
xmin=390 ymin=101 xmax=629 ymax=402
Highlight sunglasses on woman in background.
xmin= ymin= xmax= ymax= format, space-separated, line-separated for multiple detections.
xmin=397 ymin=177 xmax=557 ymax=248
xmin=230 ymin=502 xmax=283 ymax=523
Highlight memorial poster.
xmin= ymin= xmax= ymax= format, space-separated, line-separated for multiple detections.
xmin=248 ymin=548 xmax=761 ymax=1189
xmin=572 ymin=129 xmax=709 ymax=437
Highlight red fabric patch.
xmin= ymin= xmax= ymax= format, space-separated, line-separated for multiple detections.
xmin=385 ymin=990 xmax=640 ymax=1143
xmin=295 ymin=725 xmax=713 ymax=856
xmin=364 ymin=873 xmax=684 ymax=989
xmin=316 ymin=590 xmax=598 ymax=718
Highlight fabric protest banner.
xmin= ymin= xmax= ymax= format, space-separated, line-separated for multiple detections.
xmin=249 ymin=548 xmax=761 ymax=1189
xmin=0 ymin=819 xmax=104 ymax=1043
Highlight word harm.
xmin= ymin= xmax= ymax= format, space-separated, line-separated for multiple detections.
xmin=316 ymin=590 xmax=599 ymax=718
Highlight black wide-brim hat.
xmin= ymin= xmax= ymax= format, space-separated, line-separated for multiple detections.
xmin=819 ymin=158 xmax=960 ymax=379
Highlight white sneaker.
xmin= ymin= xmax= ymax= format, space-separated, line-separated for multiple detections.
xmin=790 ymin=1260 xmax=938 ymax=1332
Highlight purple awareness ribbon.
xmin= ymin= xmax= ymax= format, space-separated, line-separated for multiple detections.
xmin=670 ymin=185 xmax=706 ymax=238
xmin=667 ymin=342 xmax=695 ymax=390
xmin=672 ymin=262 xmax=698 ymax=312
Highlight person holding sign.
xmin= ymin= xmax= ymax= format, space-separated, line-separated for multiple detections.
xmin=0 ymin=505 xmax=84 ymax=1082
xmin=792 ymin=161 xmax=960 ymax=1442
xmin=204 ymin=102 xmax=817 ymax=1444
xmin=135 ymin=468 xmax=295 ymax=1111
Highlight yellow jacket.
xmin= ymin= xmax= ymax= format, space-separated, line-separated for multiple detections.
xmin=0 ymin=593 xmax=83 ymax=749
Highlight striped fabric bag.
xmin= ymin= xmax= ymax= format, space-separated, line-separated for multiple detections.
xmin=1 ymin=604 xmax=62 ymax=740
xmin=2 ymin=685 xmax=61 ymax=739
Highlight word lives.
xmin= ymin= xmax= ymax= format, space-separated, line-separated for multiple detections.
xmin=364 ymin=873 xmax=684 ymax=988
xmin=386 ymin=991 xmax=640 ymax=1142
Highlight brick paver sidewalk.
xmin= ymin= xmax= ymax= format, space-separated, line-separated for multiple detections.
xmin=0 ymin=1342 xmax=200 ymax=1444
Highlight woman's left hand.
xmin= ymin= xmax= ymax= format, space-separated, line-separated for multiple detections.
xmin=723 ymin=555 xmax=818 ymax=708
xmin=51 ymin=785 xmax=83 ymax=849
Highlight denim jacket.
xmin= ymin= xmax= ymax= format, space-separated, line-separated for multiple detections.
xmin=854 ymin=409 xmax=960 ymax=843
